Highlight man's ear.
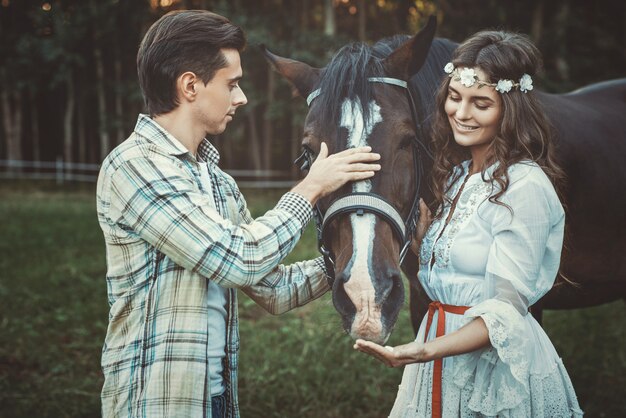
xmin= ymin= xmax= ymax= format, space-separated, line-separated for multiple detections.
xmin=260 ymin=45 xmax=321 ymax=99
xmin=383 ymin=15 xmax=437 ymax=80
xmin=179 ymin=71 xmax=198 ymax=101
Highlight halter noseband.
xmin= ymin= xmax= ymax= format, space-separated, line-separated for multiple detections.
xmin=298 ymin=76 xmax=428 ymax=286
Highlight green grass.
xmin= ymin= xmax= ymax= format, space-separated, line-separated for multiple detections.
xmin=0 ymin=180 xmax=624 ymax=417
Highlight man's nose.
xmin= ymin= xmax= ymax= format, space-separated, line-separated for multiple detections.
xmin=234 ymin=88 xmax=247 ymax=106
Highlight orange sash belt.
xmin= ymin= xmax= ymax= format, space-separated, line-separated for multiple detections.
xmin=424 ymin=301 xmax=470 ymax=418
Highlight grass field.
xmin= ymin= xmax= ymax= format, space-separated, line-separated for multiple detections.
xmin=0 ymin=181 xmax=624 ymax=417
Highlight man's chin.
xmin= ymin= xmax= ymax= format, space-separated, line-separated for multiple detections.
xmin=207 ymin=125 xmax=227 ymax=136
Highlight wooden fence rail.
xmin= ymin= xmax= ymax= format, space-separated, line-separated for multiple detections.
xmin=0 ymin=159 xmax=297 ymax=189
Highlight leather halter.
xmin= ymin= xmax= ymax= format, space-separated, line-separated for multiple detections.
xmin=296 ymin=76 xmax=431 ymax=286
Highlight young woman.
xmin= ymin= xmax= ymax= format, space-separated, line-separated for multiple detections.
xmin=354 ymin=31 xmax=583 ymax=417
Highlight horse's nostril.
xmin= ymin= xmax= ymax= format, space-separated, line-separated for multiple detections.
xmin=381 ymin=273 xmax=405 ymax=330
xmin=331 ymin=272 xmax=357 ymax=329
xmin=377 ymin=270 xmax=402 ymax=301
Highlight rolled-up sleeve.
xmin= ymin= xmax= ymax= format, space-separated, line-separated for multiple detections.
xmin=230 ymin=179 xmax=331 ymax=313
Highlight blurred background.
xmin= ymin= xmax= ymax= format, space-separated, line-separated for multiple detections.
xmin=1 ymin=1 xmax=625 ymax=417
xmin=0 ymin=0 xmax=624 ymax=175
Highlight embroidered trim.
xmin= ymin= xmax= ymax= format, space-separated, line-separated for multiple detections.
xmin=421 ymin=177 xmax=492 ymax=269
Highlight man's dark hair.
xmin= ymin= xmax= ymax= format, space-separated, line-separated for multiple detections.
xmin=137 ymin=10 xmax=246 ymax=116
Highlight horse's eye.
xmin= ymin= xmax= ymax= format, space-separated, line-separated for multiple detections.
xmin=295 ymin=145 xmax=315 ymax=172
xmin=399 ymin=135 xmax=414 ymax=150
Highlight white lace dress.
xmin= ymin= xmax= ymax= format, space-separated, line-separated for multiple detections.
xmin=389 ymin=161 xmax=583 ymax=418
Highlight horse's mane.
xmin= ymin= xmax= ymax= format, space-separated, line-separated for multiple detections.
xmin=315 ymin=36 xmax=457 ymax=140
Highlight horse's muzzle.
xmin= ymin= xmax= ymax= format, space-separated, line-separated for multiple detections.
xmin=332 ymin=268 xmax=404 ymax=344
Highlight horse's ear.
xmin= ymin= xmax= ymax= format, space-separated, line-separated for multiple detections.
xmin=260 ymin=45 xmax=321 ymax=99
xmin=383 ymin=15 xmax=437 ymax=80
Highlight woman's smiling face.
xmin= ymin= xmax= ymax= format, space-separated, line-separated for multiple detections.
xmin=444 ymin=67 xmax=502 ymax=155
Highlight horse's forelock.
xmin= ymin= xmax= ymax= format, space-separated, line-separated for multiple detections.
xmin=316 ymin=42 xmax=387 ymax=141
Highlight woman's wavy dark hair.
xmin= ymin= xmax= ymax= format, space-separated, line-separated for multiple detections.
xmin=430 ymin=31 xmax=566 ymax=214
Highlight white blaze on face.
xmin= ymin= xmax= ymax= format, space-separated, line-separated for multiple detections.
xmin=340 ymin=97 xmax=384 ymax=340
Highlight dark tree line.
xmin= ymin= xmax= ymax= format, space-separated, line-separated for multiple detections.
xmin=0 ymin=0 xmax=623 ymax=173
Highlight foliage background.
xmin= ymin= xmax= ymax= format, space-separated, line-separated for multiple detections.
xmin=0 ymin=0 xmax=624 ymax=170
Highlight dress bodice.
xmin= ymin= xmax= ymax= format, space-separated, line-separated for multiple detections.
xmin=418 ymin=160 xmax=565 ymax=308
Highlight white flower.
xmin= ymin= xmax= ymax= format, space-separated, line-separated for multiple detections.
xmin=459 ymin=68 xmax=477 ymax=87
xmin=495 ymin=79 xmax=514 ymax=93
xmin=519 ymin=73 xmax=533 ymax=93
xmin=444 ymin=62 xmax=454 ymax=74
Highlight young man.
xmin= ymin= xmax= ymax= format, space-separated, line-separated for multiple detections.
xmin=96 ymin=10 xmax=380 ymax=418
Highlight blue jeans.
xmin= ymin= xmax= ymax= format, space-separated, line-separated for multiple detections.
xmin=211 ymin=392 xmax=227 ymax=418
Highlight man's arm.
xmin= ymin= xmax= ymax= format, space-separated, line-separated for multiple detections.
xmin=108 ymin=145 xmax=379 ymax=289
xmin=241 ymin=258 xmax=329 ymax=315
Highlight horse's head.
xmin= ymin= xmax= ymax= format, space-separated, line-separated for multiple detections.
xmin=264 ymin=18 xmax=437 ymax=344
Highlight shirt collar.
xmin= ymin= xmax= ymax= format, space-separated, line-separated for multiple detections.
xmin=197 ymin=140 xmax=221 ymax=165
xmin=462 ymin=159 xmax=499 ymax=179
xmin=134 ymin=114 xmax=220 ymax=165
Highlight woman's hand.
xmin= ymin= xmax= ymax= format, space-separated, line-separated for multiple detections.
xmin=353 ymin=339 xmax=430 ymax=368
xmin=410 ymin=198 xmax=433 ymax=254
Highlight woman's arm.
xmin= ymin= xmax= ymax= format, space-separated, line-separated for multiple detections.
xmin=354 ymin=317 xmax=490 ymax=367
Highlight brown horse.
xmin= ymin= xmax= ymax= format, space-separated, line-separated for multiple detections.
xmin=264 ymin=17 xmax=626 ymax=344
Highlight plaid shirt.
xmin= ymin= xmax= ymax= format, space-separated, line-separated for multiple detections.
xmin=97 ymin=114 xmax=329 ymax=417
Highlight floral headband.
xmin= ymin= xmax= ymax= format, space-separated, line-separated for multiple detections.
xmin=444 ymin=62 xmax=533 ymax=94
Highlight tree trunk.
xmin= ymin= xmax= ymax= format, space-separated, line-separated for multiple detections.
xmin=221 ymin=133 xmax=232 ymax=168
xmin=114 ymin=43 xmax=124 ymax=145
xmin=300 ymin=0 xmax=309 ymax=30
xmin=13 ymin=91 xmax=22 ymax=162
xmin=324 ymin=0 xmax=336 ymax=37
xmin=358 ymin=0 xmax=366 ymax=41
xmin=290 ymin=114 xmax=300 ymax=179
xmin=0 ymin=70 xmax=23 ymax=162
xmin=247 ymin=111 xmax=262 ymax=171
xmin=554 ymin=2 xmax=570 ymax=82
xmin=530 ymin=0 xmax=544 ymax=44
xmin=94 ymin=46 xmax=110 ymax=160
xmin=63 ymin=73 xmax=75 ymax=163
xmin=29 ymin=89 xmax=40 ymax=161
xmin=396 ymin=0 xmax=412 ymax=33
xmin=77 ymin=87 xmax=87 ymax=163
xmin=262 ymin=69 xmax=275 ymax=170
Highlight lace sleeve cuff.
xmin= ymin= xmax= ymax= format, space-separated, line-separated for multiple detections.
xmin=451 ymin=299 xmax=531 ymax=415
